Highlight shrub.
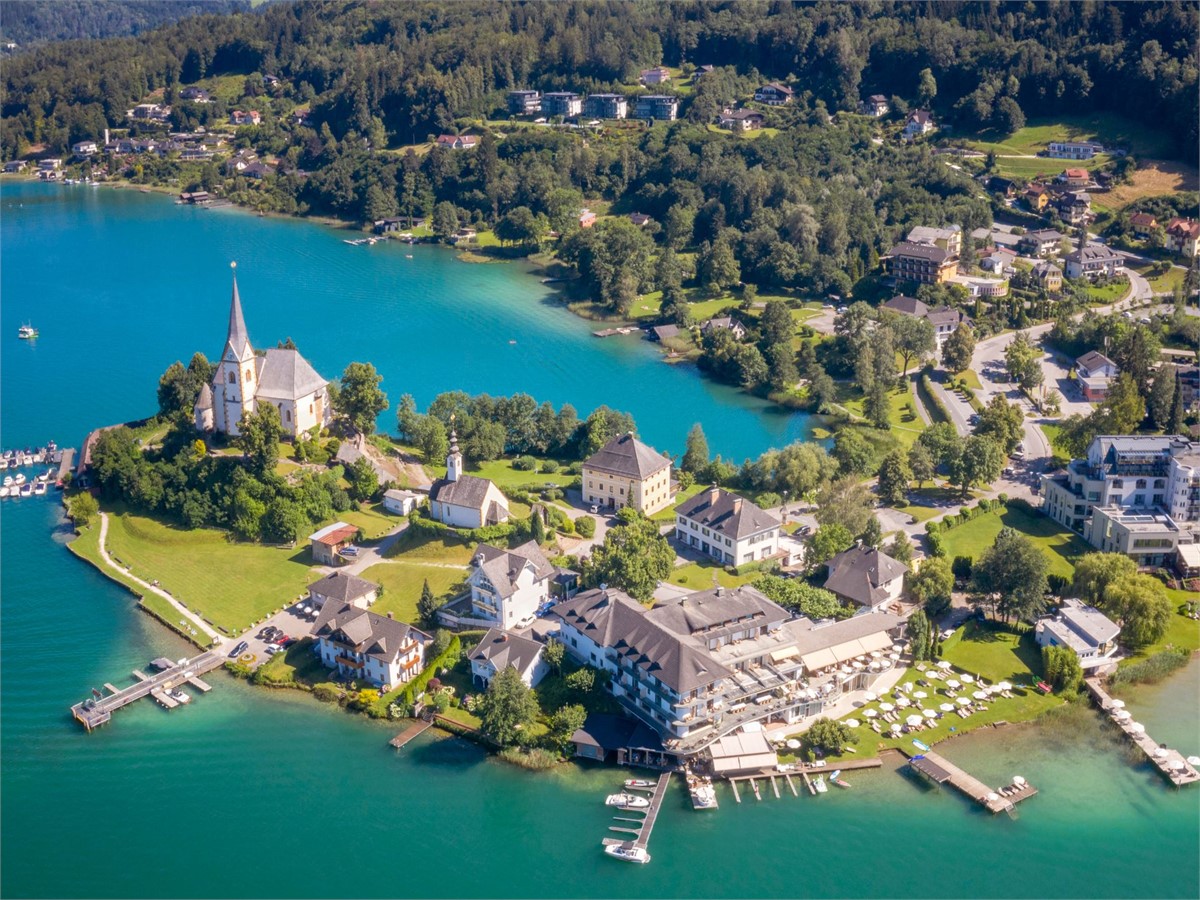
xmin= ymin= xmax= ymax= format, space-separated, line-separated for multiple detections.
xmin=925 ymin=521 xmax=940 ymax=534
xmin=542 ymin=488 xmax=564 ymax=502
xmin=512 ymin=456 xmax=538 ymax=471
xmin=565 ymin=462 xmax=583 ymax=475
xmin=926 ymin=532 xmax=946 ymax=558
xmin=312 ymin=685 xmax=341 ymax=703
xmin=498 ymin=747 xmax=561 ymax=770
xmin=540 ymin=460 xmax=560 ymax=474
xmin=575 ymin=515 xmax=596 ymax=538
xmin=951 ymin=556 xmax=973 ymax=580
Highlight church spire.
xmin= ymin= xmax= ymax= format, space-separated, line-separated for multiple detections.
xmin=226 ymin=261 xmax=251 ymax=357
xmin=446 ymin=414 xmax=463 ymax=482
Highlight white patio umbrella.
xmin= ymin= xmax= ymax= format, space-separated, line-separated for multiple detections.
xmin=946 ymin=679 xmax=961 ymax=690
xmin=888 ymin=652 xmax=901 ymax=660
xmin=1153 ymin=747 xmax=1168 ymax=759
xmin=913 ymin=690 xmax=928 ymax=699
xmin=892 ymin=643 xmax=904 ymax=653
xmin=956 ymin=697 xmax=971 ymax=706
xmin=973 ymin=690 xmax=989 ymax=700
xmin=1012 ymin=775 xmax=1026 ymax=786
xmin=1113 ymin=709 xmax=1131 ymax=720
xmin=923 ymin=709 xmax=938 ymax=719
xmin=940 ymin=702 xmax=955 ymax=712
xmin=870 ymin=651 xmax=883 ymax=659
xmin=1129 ymin=722 xmax=1145 ymax=734
xmin=902 ymin=682 xmax=915 ymax=693
xmin=879 ymin=702 xmax=895 ymax=712
xmin=986 ymin=791 xmax=1000 ymax=802
xmin=786 ymin=739 xmax=801 ymax=750
xmin=937 ymin=660 xmax=952 ymax=670
xmin=906 ymin=714 xmax=924 ymax=727
xmin=890 ymin=723 xmax=903 ymax=734
xmin=997 ymin=681 xmax=1012 ymax=691
xmin=863 ymin=708 xmax=878 ymax=719
xmin=1109 ymin=699 xmax=1125 ymax=709
xmin=960 ymin=673 xmax=975 ymax=683
xmin=1169 ymin=759 xmax=1186 ymax=771
xmin=864 ymin=691 xmax=878 ymax=702
xmin=845 ymin=719 xmax=861 ymax=728
xmin=1187 ymin=756 xmax=1200 ymax=766
xmin=896 ymin=696 xmax=911 ymax=707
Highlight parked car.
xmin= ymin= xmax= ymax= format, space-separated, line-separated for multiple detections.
xmin=341 ymin=546 xmax=359 ymax=557
xmin=279 ymin=638 xmax=297 ymax=649
xmin=229 ymin=641 xmax=249 ymax=658
xmin=271 ymin=634 xmax=291 ymax=646
xmin=969 ymin=414 xmax=980 ymax=425
xmin=1003 ymin=467 xmax=1014 ymax=477
xmin=589 ymin=504 xmax=599 ymax=514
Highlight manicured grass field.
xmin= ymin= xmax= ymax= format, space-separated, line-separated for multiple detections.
xmin=424 ymin=456 xmax=576 ymax=489
xmin=100 ymin=509 xmax=317 ymax=633
xmin=1118 ymin=593 xmax=1200 ymax=667
xmin=1084 ymin=278 xmax=1129 ymax=305
xmin=936 ymin=504 xmax=1091 ymax=579
xmin=667 ymin=559 xmax=758 ymax=590
xmin=1146 ymin=266 xmax=1187 ymax=294
xmin=318 ymin=503 xmax=405 ymax=540
xmin=627 ymin=291 xmax=737 ymax=322
xmin=958 ymin=113 xmax=1176 ymax=160
xmin=382 ymin=530 xmax=475 ymax=565
xmin=650 ymin=482 xmax=705 ymax=522
xmin=360 ymin=561 xmax=468 ymax=624
xmin=836 ymin=381 xmax=927 ymax=454
xmin=899 ymin=486 xmax=981 ymax=522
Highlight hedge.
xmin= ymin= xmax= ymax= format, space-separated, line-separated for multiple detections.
xmin=376 ymin=636 xmax=463 ymax=714
xmin=918 ymin=373 xmax=953 ymax=425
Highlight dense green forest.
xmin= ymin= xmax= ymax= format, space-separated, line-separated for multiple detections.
xmin=0 ymin=0 xmax=248 ymax=47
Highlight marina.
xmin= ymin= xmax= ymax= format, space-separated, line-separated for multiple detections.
xmin=69 ymin=650 xmax=225 ymax=731
xmin=1085 ymin=677 xmax=1200 ymax=786
xmin=600 ymin=773 xmax=672 ymax=863
xmin=906 ymin=748 xmax=1037 ymax=814
xmin=726 ymin=758 xmax=882 ymax=803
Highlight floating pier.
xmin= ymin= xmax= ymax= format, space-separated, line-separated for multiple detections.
xmin=592 ymin=326 xmax=639 ymax=338
xmin=906 ymin=749 xmax=1037 ymax=814
xmin=1085 ymin=677 xmax=1200 ymax=786
xmin=601 ymin=773 xmax=671 ymax=854
xmin=70 ymin=650 xmax=224 ymax=731
xmin=389 ymin=720 xmax=432 ymax=749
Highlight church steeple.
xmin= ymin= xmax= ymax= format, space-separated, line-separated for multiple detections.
xmin=446 ymin=415 xmax=463 ymax=482
xmin=225 ymin=261 xmax=252 ymax=360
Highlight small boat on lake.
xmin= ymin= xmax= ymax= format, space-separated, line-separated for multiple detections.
xmin=0 ymin=487 xmax=9 ymax=498
xmin=604 ymin=793 xmax=649 ymax=810
xmin=18 ymin=483 xmax=33 ymax=498
xmin=18 ymin=324 xmax=39 ymax=339
xmin=814 ymin=775 xmax=828 ymax=794
xmin=33 ymin=481 xmax=47 ymax=495
xmin=604 ymin=843 xmax=650 ymax=864
xmin=624 ymin=778 xmax=656 ymax=789
xmin=13 ymin=473 xmax=26 ymax=486
xmin=168 ymin=689 xmax=191 ymax=705
xmin=831 ymin=770 xmax=851 ymax=788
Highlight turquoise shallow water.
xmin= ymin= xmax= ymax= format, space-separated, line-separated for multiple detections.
xmin=1 ymin=182 xmax=1198 ymax=899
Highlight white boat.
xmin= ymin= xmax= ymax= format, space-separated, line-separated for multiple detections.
xmin=604 ymin=843 xmax=650 ymax=864
xmin=3 ymin=476 xmax=12 ymax=487
xmin=604 ymin=793 xmax=650 ymax=809
xmin=0 ymin=487 xmax=9 ymax=498
xmin=33 ymin=482 xmax=47 ymax=496
xmin=814 ymin=775 xmax=828 ymax=794
xmin=18 ymin=483 xmax=33 ymax=498
xmin=624 ymin=779 xmax=657 ymax=789
xmin=689 ymin=781 xmax=718 ymax=810
xmin=18 ymin=324 xmax=38 ymax=339
xmin=13 ymin=473 xmax=26 ymax=486
xmin=169 ymin=689 xmax=191 ymax=704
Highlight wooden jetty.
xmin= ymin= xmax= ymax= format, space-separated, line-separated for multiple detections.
xmin=54 ymin=448 xmax=76 ymax=485
xmin=592 ymin=326 xmax=639 ymax=338
xmin=70 ymin=650 xmax=224 ymax=731
xmin=601 ymin=773 xmax=672 ymax=853
xmin=801 ymin=771 xmax=816 ymax=795
xmin=185 ymin=675 xmax=213 ymax=693
xmin=389 ymin=720 xmax=432 ymax=749
xmin=906 ymin=749 xmax=1036 ymax=814
xmin=802 ymin=757 xmax=884 ymax=773
xmin=1085 ymin=677 xmax=1200 ymax=786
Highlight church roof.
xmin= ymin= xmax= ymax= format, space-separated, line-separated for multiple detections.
xmin=255 ymin=348 xmax=329 ymax=400
xmin=431 ymin=473 xmax=501 ymax=512
xmin=225 ymin=272 xmax=252 ymax=359
xmin=194 ymin=382 xmax=213 ymax=410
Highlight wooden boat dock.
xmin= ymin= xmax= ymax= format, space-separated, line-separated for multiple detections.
xmin=389 ymin=720 xmax=432 ymax=749
xmin=726 ymin=758 xmax=882 ymax=802
xmin=592 ymin=326 xmax=639 ymax=338
xmin=69 ymin=650 xmax=224 ymax=731
xmin=906 ymin=749 xmax=1036 ymax=814
xmin=1085 ymin=677 xmax=1200 ymax=786
xmin=601 ymin=773 xmax=671 ymax=853
xmin=54 ymin=448 xmax=76 ymax=485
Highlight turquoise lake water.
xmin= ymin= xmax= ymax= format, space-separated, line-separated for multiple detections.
xmin=1 ymin=181 xmax=1198 ymax=898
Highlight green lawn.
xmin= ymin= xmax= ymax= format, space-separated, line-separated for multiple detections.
xmin=321 ymin=503 xmax=405 ymax=540
xmin=937 ymin=504 xmax=1091 ymax=579
xmin=425 ymin=456 xmax=576 ymax=489
xmin=99 ymin=508 xmax=317 ymax=634
xmin=382 ymin=530 xmax=476 ymax=564
xmin=1118 ymin=594 xmax=1200 ymax=667
xmin=627 ymin=290 xmax=737 ymax=323
xmin=899 ymin=486 xmax=981 ymax=522
xmin=958 ymin=112 xmax=1176 ymax=160
xmin=650 ymin=482 xmax=704 ymax=522
xmin=360 ymin=561 xmax=468 ymax=624
xmin=940 ymin=620 xmax=1045 ymax=683
xmin=667 ymin=559 xmax=759 ymax=590
xmin=255 ymin=637 xmax=331 ymax=687
xmin=1147 ymin=266 xmax=1187 ymax=294
xmin=1084 ymin=278 xmax=1130 ymax=305
xmin=834 ymin=381 xmax=928 ymax=455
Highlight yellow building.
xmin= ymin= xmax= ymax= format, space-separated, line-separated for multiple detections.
xmin=582 ymin=433 xmax=674 ymax=515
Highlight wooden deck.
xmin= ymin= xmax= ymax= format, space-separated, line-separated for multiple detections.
xmin=1085 ymin=677 xmax=1200 ymax=786
xmin=70 ymin=650 xmax=224 ymax=731
xmin=389 ymin=720 xmax=432 ymax=749
xmin=907 ymin=749 xmax=1037 ymax=814
xmin=601 ymin=773 xmax=671 ymax=852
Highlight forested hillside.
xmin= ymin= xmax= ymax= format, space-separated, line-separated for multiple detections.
xmin=0 ymin=0 xmax=248 ymax=47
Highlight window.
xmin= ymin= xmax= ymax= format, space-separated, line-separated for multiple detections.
xmin=286 ymin=410 xmax=291 ymax=422
xmin=245 ymin=368 xmax=252 ymax=381
xmin=228 ymin=372 xmax=236 ymax=384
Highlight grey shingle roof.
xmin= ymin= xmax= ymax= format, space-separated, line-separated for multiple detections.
xmin=824 ymin=546 xmax=908 ymax=607
xmin=309 ymin=571 xmax=379 ymax=604
xmin=254 ymin=348 xmax=329 ymax=400
xmin=886 ymin=241 xmax=951 ymax=263
xmin=431 ymin=473 xmax=503 ymax=513
xmin=195 ymin=382 xmax=213 ymax=410
xmin=226 ymin=275 xmax=252 ymax=358
xmin=883 ymin=295 xmax=928 ymax=317
xmin=583 ymin=433 xmax=671 ymax=480
xmin=1076 ymin=350 xmax=1116 ymax=372
xmin=786 ymin=610 xmax=905 ymax=656
xmin=469 ymin=627 xmax=545 ymax=675
xmin=472 ymin=540 xmax=555 ymax=599
xmin=310 ymin=601 xmax=430 ymax=662
xmin=674 ymin=488 xmax=779 ymax=541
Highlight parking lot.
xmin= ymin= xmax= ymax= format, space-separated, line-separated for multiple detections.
xmin=226 ymin=603 xmax=318 ymax=670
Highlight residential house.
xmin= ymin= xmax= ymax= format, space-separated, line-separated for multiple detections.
xmin=1033 ymin=261 xmax=1063 ymax=293
xmin=582 ymin=432 xmax=673 ymax=515
xmin=860 ymin=94 xmax=889 ymax=117
xmin=717 ymin=108 xmax=766 ymax=132
xmin=308 ymin=522 xmax=360 ymax=566
xmin=1075 ymin=351 xmax=1119 ymax=402
xmin=3 ymin=160 xmax=27 ymax=173
xmin=639 ymin=66 xmax=672 ymax=85
xmin=1177 ymin=365 xmax=1200 ymax=415
xmin=308 ymin=571 xmax=380 ymax=611
xmin=541 ymin=92 xmax=582 ymax=118
xmin=980 ymin=248 xmax=1018 ymax=274
xmin=263 ymin=74 xmax=281 ymax=88
xmin=985 ymin=176 xmax=1017 ymax=198
xmin=949 ymin=273 xmax=1010 ymax=298
xmin=1018 ymin=228 xmax=1064 ymax=257
xmin=1056 ymin=191 xmax=1092 ymax=226
xmin=132 ymin=103 xmax=170 ymax=120
xmin=1064 ymin=242 xmax=1122 ymax=280
xmin=72 ymin=140 xmax=98 ymax=157
xmin=692 ymin=65 xmax=716 ymax=82
xmin=902 ymin=109 xmax=936 ymax=139
xmin=883 ymin=241 xmax=957 ymax=284
xmin=628 ymin=212 xmax=653 ymax=227
xmin=1059 ymin=168 xmax=1090 ymax=188
xmin=578 ymin=208 xmax=597 ymax=228
xmin=229 ymin=110 xmax=261 ymax=126
xmin=754 ymin=83 xmax=794 ymax=105
xmin=436 ymin=134 xmax=478 ymax=150
xmin=1023 ymin=183 xmax=1051 ymax=213
xmin=1166 ymin=218 xmax=1200 ymax=258
xmin=428 ymin=430 xmax=509 ymax=529
xmin=674 ymin=487 xmax=781 ymax=566
xmin=699 ymin=316 xmax=748 ymax=340
xmin=634 ymin=95 xmax=678 ymax=121
xmin=1041 ymin=436 xmax=1200 ymax=567
xmin=310 ymin=602 xmax=430 ymax=688
xmin=239 ymin=161 xmax=272 ymax=179
xmin=823 ymin=545 xmax=907 ymax=612
xmin=291 ymin=109 xmax=310 ymax=126
xmin=507 ymin=90 xmax=542 ymax=115
xmin=38 ymin=158 xmax=62 ymax=171
xmin=381 ymin=488 xmax=422 ymax=516
xmin=651 ymin=324 xmax=680 ymax=342
xmin=462 ymin=540 xmax=565 ymax=630
xmin=374 ymin=217 xmax=404 ymax=234
xmin=881 ymin=295 xmax=966 ymax=348
xmin=1035 ymin=599 xmax=1120 ymax=670
xmin=583 ymin=93 xmax=628 ymax=120
xmin=469 ymin=628 xmax=550 ymax=689
xmin=906 ymin=225 xmax=963 ymax=257
xmin=179 ymin=148 xmax=214 ymax=161
xmin=1130 ymin=212 xmax=1158 ymax=237
xmin=193 ymin=266 xmax=332 ymax=438
xmin=180 ymin=87 xmax=211 ymax=102
xmin=1047 ymin=141 xmax=1102 ymax=160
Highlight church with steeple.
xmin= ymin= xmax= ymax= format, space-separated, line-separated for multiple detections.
xmin=428 ymin=423 xmax=510 ymax=529
xmin=194 ymin=263 xmax=333 ymax=438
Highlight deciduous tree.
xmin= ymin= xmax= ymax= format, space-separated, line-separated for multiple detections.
xmin=971 ymin=527 xmax=1048 ymax=622
xmin=877 ymin=448 xmax=913 ymax=505
xmin=582 ymin=513 xmax=673 ymax=601
xmin=336 ymin=362 xmax=389 ymax=436
xmin=478 ymin=665 xmax=540 ymax=747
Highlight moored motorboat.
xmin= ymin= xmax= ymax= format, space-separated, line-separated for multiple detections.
xmin=18 ymin=324 xmax=39 ymax=340
xmin=604 ymin=843 xmax=650 ymax=864
xmin=169 ymin=689 xmax=191 ymax=704
xmin=814 ymin=775 xmax=828 ymax=793
xmin=0 ymin=487 xmax=9 ymax=498
xmin=624 ymin=778 xmax=657 ymax=789
xmin=689 ymin=779 xmax=718 ymax=810
xmin=13 ymin=473 xmax=26 ymax=486
xmin=831 ymin=769 xmax=851 ymax=788
xmin=33 ymin=481 xmax=47 ymax=495
xmin=18 ymin=483 xmax=33 ymax=497
xmin=604 ymin=792 xmax=650 ymax=809
xmin=3 ymin=476 xmax=13 ymax=487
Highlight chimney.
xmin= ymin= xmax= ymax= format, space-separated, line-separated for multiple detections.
xmin=708 ymin=484 xmax=721 ymax=505
xmin=501 ymin=633 xmax=509 ymax=642
xmin=732 ymin=497 xmax=743 ymax=515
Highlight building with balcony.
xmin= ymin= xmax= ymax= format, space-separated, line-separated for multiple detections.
xmin=754 ymin=83 xmax=794 ymax=105
xmin=461 ymin=540 xmax=574 ymax=630
xmin=546 ymin=585 xmax=904 ymax=754
xmin=469 ymin=628 xmax=549 ymax=689
xmin=310 ymin=602 xmax=431 ymax=688
xmin=583 ymin=93 xmax=628 ymax=119
xmin=881 ymin=295 xmax=967 ymax=348
xmin=674 ymin=487 xmax=780 ymax=566
xmin=634 ymin=95 xmax=678 ymax=121
xmin=308 ymin=571 xmax=379 ymax=611
xmin=507 ymin=90 xmax=542 ymax=115
xmin=860 ymin=94 xmax=889 ymax=117
xmin=1048 ymin=141 xmax=1103 ymax=160
xmin=1064 ymin=242 xmax=1122 ymax=280
xmin=541 ymin=92 xmax=582 ymax=118
xmin=1035 ymin=598 xmax=1120 ymax=669
xmin=1018 ymin=229 xmax=1064 ymax=257
xmin=823 ymin=545 xmax=907 ymax=612
xmin=717 ymin=108 xmax=766 ymax=132
xmin=902 ymin=109 xmax=936 ymax=139
xmin=1166 ymin=217 xmax=1200 ymax=258
xmin=906 ymin=225 xmax=963 ymax=257
xmin=582 ymin=432 xmax=673 ymax=515
xmin=1075 ymin=351 xmax=1119 ymax=402
xmin=883 ymin=241 xmax=958 ymax=284
xmin=639 ymin=66 xmax=672 ymax=85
